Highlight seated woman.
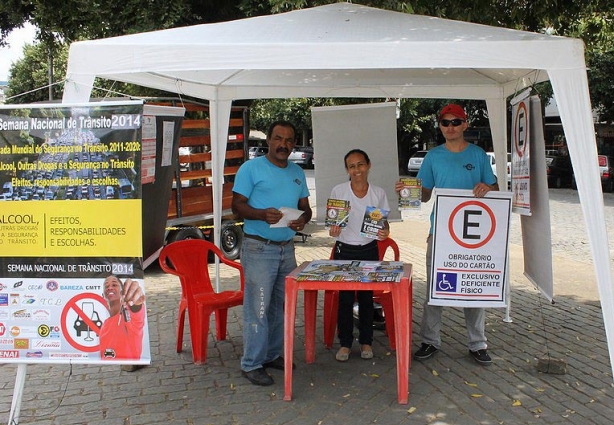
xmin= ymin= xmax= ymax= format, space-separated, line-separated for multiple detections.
xmin=328 ymin=149 xmax=390 ymax=361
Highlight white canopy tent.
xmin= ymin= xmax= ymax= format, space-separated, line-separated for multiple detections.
xmin=62 ymin=2 xmax=613 ymax=376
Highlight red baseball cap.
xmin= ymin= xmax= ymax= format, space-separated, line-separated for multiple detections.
xmin=439 ymin=104 xmax=467 ymax=121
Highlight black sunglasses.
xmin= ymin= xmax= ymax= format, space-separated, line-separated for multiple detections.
xmin=440 ymin=119 xmax=465 ymax=127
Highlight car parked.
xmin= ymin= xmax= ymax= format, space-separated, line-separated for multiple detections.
xmin=407 ymin=150 xmax=428 ymax=176
xmin=289 ymin=146 xmax=314 ymax=168
xmin=546 ymin=155 xmax=573 ymax=188
xmin=575 ymin=154 xmax=614 ymax=192
xmin=598 ymin=155 xmax=614 ymax=193
xmin=248 ymin=146 xmax=268 ymax=160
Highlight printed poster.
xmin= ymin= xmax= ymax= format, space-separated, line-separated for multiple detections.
xmin=0 ymin=101 xmax=150 ymax=365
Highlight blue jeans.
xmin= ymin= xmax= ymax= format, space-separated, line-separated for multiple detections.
xmin=422 ymin=235 xmax=487 ymax=352
xmin=240 ymin=237 xmax=297 ymax=371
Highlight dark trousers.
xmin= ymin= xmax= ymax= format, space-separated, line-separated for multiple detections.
xmin=333 ymin=240 xmax=378 ymax=348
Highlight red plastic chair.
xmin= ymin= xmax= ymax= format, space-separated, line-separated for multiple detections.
xmin=159 ymin=239 xmax=244 ymax=364
xmin=323 ymin=238 xmax=401 ymax=350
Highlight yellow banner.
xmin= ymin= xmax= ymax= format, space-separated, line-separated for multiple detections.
xmin=0 ymin=200 xmax=142 ymax=257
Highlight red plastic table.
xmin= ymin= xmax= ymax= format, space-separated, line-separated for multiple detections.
xmin=283 ymin=261 xmax=412 ymax=404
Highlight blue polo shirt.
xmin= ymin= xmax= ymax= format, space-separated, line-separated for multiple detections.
xmin=233 ymin=156 xmax=309 ymax=241
xmin=418 ymin=143 xmax=496 ymax=234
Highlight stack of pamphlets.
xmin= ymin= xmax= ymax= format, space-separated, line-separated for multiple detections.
xmin=296 ymin=260 xmax=404 ymax=282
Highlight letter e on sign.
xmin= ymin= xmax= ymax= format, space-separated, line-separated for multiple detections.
xmin=448 ymin=200 xmax=496 ymax=249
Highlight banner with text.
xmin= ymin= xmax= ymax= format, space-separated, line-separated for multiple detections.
xmin=430 ymin=189 xmax=512 ymax=308
xmin=0 ymin=101 xmax=150 ymax=364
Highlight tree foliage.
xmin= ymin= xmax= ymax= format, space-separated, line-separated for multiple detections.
xmin=3 ymin=0 xmax=614 ymax=127
xmin=4 ymin=43 xmax=67 ymax=103
xmin=567 ymin=11 xmax=614 ymax=123
xmin=1 ymin=0 xmax=248 ymax=45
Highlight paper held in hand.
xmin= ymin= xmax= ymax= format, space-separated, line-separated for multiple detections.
xmin=398 ymin=177 xmax=422 ymax=210
xmin=270 ymin=207 xmax=305 ymax=228
xmin=359 ymin=206 xmax=389 ymax=239
xmin=325 ymin=198 xmax=350 ymax=228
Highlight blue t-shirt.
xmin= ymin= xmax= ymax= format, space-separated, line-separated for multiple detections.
xmin=233 ymin=156 xmax=310 ymax=241
xmin=417 ymin=143 xmax=496 ymax=233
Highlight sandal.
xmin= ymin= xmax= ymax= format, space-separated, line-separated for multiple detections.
xmin=336 ymin=347 xmax=351 ymax=362
xmin=360 ymin=344 xmax=374 ymax=360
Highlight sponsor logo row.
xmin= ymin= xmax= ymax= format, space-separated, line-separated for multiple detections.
xmin=0 ymin=280 xmax=101 ymax=292
xmin=1 ymin=293 xmax=64 ymax=308
xmin=0 ymin=350 xmax=89 ymax=360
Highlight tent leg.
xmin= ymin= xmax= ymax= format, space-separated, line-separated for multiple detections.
xmin=504 ymin=299 xmax=513 ymax=323
xmin=503 ymin=259 xmax=513 ymax=323
xmin=8 ymin=363 xmax=28 ymax=425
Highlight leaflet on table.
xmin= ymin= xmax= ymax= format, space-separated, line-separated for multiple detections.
xmin=325 ymin=198 xmax=350 ymax=228
xmin=296 ymin=260 xmax=404 ymax=282
xmin=398 ymin=177 xmax=422 ymax=210
xmin=359 ymin=206 xmax=389 ymax=239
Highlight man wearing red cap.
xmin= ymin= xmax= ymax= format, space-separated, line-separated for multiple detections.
xmin=399 ymin=103 xmax=498 ymax=365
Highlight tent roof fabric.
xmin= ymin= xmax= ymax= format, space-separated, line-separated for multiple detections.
xmin=64 ymin=3 xmax=584 ymax=101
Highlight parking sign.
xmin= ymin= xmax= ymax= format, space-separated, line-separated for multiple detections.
xmin=430 ymin=189 xmax=512 ymax=307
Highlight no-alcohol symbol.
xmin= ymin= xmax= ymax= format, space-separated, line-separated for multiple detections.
xmin=61 ymin=293 xmax=109 ymax=352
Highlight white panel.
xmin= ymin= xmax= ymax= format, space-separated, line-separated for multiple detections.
xmin=520 ymin=96 xmax=554 ymax=301
xmin=311 ymin=103 xmax=401 ymax=225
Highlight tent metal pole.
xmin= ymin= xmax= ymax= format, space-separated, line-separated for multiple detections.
xmin=8 ymin=363 xmax=28 ymax=425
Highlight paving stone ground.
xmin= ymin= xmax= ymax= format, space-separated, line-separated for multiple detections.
xmin=2 ymin=183 xmax=614 ymax=425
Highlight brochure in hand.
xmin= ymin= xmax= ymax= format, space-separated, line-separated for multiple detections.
xmin=398 ymin=177 xmax=422 ymax=210
xmin=359 ymin=206 xmax=389 ymax=239
xmin=325 ymin=198 xmax=351 ymax=228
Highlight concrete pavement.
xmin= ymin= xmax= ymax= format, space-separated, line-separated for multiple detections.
xmin=2 ymin=188 xmax=614 ymax=425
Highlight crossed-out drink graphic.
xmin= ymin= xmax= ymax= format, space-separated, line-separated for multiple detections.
xmin=73 ymin=302 xmax=103 ymax=342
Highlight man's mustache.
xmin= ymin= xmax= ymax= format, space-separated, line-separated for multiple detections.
xmin=276 ymin=147 xmax=289 ymax=153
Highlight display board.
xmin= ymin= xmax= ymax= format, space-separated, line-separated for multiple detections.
xmin=140 ymin=104 xmax=184 ymax=267
xmin=520 ymin=96 xmax=554 ymax=301
xmin=311 ymin=102 xmax=401 ymax=224
xmin=0 ymin=101 xmax=150 ymax=365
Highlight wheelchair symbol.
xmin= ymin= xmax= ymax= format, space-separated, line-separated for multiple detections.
xmin=438 ymin=274 xmax=452 ymax=290
xmin=436 ymin=272 xmax=457 ymax=292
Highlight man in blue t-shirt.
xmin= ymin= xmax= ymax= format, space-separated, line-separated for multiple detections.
xmin=400 ymin=104 xmax=499 ymax=366
xmin=232 ymin=120 xmax=312 ymax=386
